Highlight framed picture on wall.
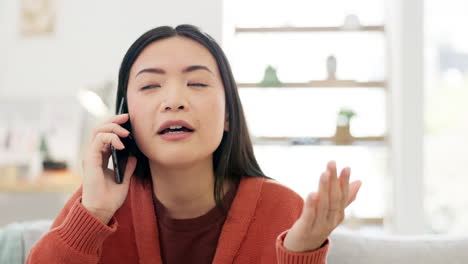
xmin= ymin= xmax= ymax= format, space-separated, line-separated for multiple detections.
xmin=20 ymin=0 xmax=55 ymax=36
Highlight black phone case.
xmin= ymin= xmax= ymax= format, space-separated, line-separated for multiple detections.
xmin=111 ymin=99 xmax=137 ymax=184
xmin=111 ymin=119 xmax=134 ymax=184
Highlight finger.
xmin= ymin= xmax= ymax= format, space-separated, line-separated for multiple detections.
xmin=316 ymin=171 xmax=330 ymax=226
xmin=90 ymin=133 xmax=125 ymax=166
xmin=89 ymin=114 xmax=130 ymax=145
xmin=82 ymin=126 xmax=126 ymax=170
xmin=340 ymin=167 xmax=351 ymax=209
xmin=123 ymin=156 xmax=138 ymax=185
xmin=300 ymin=192 xmax=318 ymax=226
xmin=91 ymin=123 xmax=131 ymax=141
xmin=346 ymin=180 xmax=363 ymax=207
xmin=327 ymin=162 xmax=342 ymax=223
xmin=102 ymin=113 xmax=129 ymax=125
xmin=327 ymin=160 xmax=337 ymax=179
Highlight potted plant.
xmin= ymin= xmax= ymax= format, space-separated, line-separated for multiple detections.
xmin=334 ymin=108 xmax=357 ymax=145
xmin=259 ymin=65 xmax=282 ymax=87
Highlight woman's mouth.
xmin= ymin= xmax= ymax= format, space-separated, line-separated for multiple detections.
xmin=158 ymin=128 xmax=194 ymax=141
xmin=158 ymin=126 xmax=194 ymax=134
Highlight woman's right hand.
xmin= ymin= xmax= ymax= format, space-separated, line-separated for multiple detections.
xmin=81 ymin=113 xmax=138 ymax=224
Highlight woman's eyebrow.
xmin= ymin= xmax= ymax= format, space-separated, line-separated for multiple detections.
xmin=135 ymin=65 xmax=214 ymax=78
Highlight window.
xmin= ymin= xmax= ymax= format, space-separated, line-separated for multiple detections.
xmin=424 ymin=0 xmax=468 ymax=234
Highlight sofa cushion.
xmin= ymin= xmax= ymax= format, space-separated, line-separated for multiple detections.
xmin=328 ymin=229 xmax=468 ymax=264
xmin=0 ymin=222 xmax=25 ymax=264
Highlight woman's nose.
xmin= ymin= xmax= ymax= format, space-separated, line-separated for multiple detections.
xmin=160 ymin=86 xmax=188 ymax=112
xmin=164 ymin=105 xmax=185 ymax=111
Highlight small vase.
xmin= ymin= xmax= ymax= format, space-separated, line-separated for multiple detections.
xmin=334 ymin=124 xmax=353 ymax=145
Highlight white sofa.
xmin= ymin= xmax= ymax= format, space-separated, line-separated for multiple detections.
xmin=0 ymin=220 xmax=52 ymax=264
xmin=327 ymin=229 xmax=468 ymax=263
xmin=1 ymin=220 xmax=468 ymax=263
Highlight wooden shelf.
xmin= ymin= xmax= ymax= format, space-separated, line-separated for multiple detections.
xmin=252 ymin=136 xmax=386 ymax=146
xmin=237 ymin=80 xmax=386 ymax=88
xmin=235 ymin=25 xmax=385 ymax=34
xmin=0 ymin=169 xmax=81 ymax=193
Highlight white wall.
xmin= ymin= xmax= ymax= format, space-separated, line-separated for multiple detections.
xmin=0 ymin=0 xmax=224 ymax=225
xmin=0 ymin=0 xmax=223 ymax=99
xmin=0 ymin=0 xmax=224 ymax=178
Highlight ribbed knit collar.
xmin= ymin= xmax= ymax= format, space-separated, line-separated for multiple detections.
xmin=129 ymin=175 xmax=265 ymax=264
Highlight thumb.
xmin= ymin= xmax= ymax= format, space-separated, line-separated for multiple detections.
xmin=300 ymin=192 xmax=318 ymax=224
xmin=123 ymin=156 xmax=138 ymax=185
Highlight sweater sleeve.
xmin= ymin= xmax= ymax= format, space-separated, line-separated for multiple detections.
xmin=25 ymin=186 xmax=118 ymax=264
xmin=275 ymin=229 xmax=329 ymax=264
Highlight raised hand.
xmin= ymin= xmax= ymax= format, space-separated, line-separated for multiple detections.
xmin=283 ymin=161 xmax=362 ymax=252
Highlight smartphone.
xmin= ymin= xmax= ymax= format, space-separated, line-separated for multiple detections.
xmin=111 ymin=97 xmax=135 ymax=184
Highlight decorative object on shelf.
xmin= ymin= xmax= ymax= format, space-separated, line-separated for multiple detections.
xmin=334 ymin=108 xmax=357 ymax=145
xmin=39 ymin=134 xmax=67 ymax=170
xmin=327 ymin=55 xmax=337 ymax=80
xmin=342 ymin=14 xmax=362 ymax=30
xmin=39 ymin=134 xmax=51 ymax=161
xmin=259 ymin=65 xmax=282 ymax=87
xmin=2 ymin=129 xmax=11 ymax=150
xmin=0 ymin=165 xmax=17 ymax=185
xmin=20 ymin=0 xmax=55 ymax=36
xmin=42 ymin=160 xmax=67 ymax=170
xmin=290 ymin=137 xmax=321 ymax=145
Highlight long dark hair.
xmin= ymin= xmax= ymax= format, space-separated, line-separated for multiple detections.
xmin=116 ymin=24 xmax=271 ymax=215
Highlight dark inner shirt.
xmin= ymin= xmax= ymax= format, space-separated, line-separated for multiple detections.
xmin=152 ymin=183 xmax=238 ymax=264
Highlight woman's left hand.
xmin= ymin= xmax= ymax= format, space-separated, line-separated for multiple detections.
xmin=283 ymin=160 xmax=362 ymax=252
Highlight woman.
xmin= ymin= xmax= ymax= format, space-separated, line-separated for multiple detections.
xmin=27 ymin=24 xmax=362 ymax=264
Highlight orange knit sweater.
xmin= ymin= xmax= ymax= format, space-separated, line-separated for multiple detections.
xmin=26 ymin=176 xmax=329 ymax=263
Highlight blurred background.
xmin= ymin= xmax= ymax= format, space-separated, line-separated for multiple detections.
xmin=0 ymin=0 xmax=467 ymax=236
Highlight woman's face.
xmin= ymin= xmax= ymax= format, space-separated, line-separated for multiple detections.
xmin=126 ymin=36 xmax=228 ymax=168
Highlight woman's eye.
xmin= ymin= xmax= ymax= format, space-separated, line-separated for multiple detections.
xmin=188 ymin=83 xmax=208 ymax=87
xmin=140 ymin=83 xmax=207 ymax=90
xmin=141 ymin=85 xmax=160 ymax=90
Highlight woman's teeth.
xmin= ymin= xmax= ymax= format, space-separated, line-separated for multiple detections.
xmin=167 ymin=130 xmax=186 ymax=134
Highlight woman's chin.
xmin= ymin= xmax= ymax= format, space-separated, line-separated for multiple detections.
xmin=149 ymin=154 xmax=205 ymax=168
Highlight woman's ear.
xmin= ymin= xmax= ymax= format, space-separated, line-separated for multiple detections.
xmin=224 ymin=112 xmax=229 ymax=131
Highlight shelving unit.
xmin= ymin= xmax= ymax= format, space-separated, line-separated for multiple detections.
xmin=235 ymin=22 xmax=387 ymax=147
xmin=0 ymin=169 xmax=80 ymax=192
xmin=235 ymin=25 xmax=385 ymax=33
xmin=237 ymin=80 xmax=386 ymax=88
xmin=252 ymin=136 xmax=386 ymax=146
